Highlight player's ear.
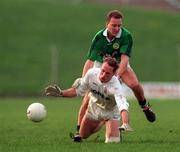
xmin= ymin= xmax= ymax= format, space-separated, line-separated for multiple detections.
xmin=105 ymin=21 xmax=108 ymax=27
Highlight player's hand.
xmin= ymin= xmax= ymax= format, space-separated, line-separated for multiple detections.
xmin=72 ymin=78 xmax=82 ymax=88
xmin=45 ymin=85 xmax=63 ymax=97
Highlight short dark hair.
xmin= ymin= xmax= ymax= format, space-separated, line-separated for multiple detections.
xmin=103 ymin=56 xmax=119 ymax=72
xmin=106 ymin=10 xmax=123 ymax=23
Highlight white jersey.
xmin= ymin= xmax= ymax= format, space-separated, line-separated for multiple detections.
xmin=76 ymin=68 xmax=129 ymax=112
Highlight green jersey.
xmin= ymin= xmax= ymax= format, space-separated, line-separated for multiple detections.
xmin=87 ymin=27 xmax=133 ymax=63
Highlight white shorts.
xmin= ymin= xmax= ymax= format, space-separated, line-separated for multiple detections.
xmin=85 ymin=98 xmax=120 ymax=121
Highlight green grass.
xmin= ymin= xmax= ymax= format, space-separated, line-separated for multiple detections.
xmin=0 ymin=98 xmax=180 ymax=152
xmin=0 ymin=0 xmax=180 ymax=95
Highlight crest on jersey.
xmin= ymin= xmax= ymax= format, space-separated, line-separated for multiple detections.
xmin=113 ymin=43 xmax=119 ymax=50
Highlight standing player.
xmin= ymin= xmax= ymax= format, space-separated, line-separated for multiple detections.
xmin=45 ymin=57 xmax=132 ymax=143
xmin=74 ymin=10 xmax=156 ymax=140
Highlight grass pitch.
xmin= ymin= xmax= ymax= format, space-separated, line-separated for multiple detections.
xmin=0 ymin=97 xmax=180 ymax=152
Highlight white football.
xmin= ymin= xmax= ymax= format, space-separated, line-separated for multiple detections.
xmin=27 ymin=103 xmax=47 ymax=122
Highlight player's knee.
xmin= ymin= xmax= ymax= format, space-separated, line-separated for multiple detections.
xmin=129 ymin=81 xmax=140 ymax=90
xmin=106 ymin=127 xmax=120 ymax=140
xmin=105 ymin=136 xmax=120 ymax=143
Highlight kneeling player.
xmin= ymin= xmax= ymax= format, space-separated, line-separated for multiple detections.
xmin=45 ymin=56 xmax=133 ymax=143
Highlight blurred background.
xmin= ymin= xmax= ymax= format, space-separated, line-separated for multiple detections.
xmin=0 ymin=0 xmax=180 ymax=98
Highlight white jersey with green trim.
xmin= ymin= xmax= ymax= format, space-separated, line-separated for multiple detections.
xmin=76 ymin=68 xmax=129 ymax=111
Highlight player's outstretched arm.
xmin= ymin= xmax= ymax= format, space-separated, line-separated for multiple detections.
xmin=45 ymin=85 xmax=77 ymax=97
xmin=62 ymin=88 xmax=77 ymax=97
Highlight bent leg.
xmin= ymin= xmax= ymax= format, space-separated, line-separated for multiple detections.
xmin=121 ymin=66 xmax=156 ymax=122
xmin=121 ymin=66 xmax=145 ymax=104
xmin=79 ymin=116 xmax=104 ymax=139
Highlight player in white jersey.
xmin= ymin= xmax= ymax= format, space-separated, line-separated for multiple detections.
xmin=45 ymin=56 xmax=133 ymax=143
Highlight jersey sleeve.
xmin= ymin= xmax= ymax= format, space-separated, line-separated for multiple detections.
xmin=119 ymin=33 xmax=133 ymax=57
xmin=114 ymin=94 xmax=129 ymax=112
xmin=87 ymin=32 xmax=103 ymax=62
xmin=109 ymin=79 xmax=129 ymax=112
xmin=75 ymin=70 xmax=90 ymax=96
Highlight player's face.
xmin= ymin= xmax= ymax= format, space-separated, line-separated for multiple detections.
xmin=106 ymin=17 xmax=122 ymax=38
xmin=99 ymin=63 xmax=115 ymax=83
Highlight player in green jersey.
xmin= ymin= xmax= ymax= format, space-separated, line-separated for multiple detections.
xmin=73 ymin=10 xmax=156 ymax=142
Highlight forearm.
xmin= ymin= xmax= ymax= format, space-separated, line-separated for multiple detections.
xmin=117 ymin=54 xmax=129 ymax=77
xmin=62 ymin=88 xmax=77 ymax=97
xmin=118 ymin=62 xmax=127 ymax=77
xmin=82 ymin=59 xmax=94 ymax=77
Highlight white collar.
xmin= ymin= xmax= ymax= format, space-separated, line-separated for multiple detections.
xmin=103 ymin=28 xmax=122 ymax=41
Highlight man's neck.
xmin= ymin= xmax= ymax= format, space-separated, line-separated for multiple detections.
xmin=107 ymin=31 xmax=115 ymax=41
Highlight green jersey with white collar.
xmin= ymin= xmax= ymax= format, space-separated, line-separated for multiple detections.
xmin=87 ymin=27 xmax=133 ymax=63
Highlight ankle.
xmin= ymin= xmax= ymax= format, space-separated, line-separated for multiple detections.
xmin=76 ymin=125 xmax=80 ymax=132
xmin=139 ymin=99 xmax=147 ymax=108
